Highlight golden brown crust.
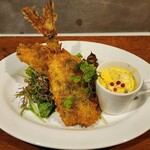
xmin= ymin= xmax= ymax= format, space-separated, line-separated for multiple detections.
xmin=17 ymin=42 xmax=100 ymax=127
xmin=17 ymin=1 xmax=101 ymax=127
xmin=22 ymin=0 xmax=57 ymax=37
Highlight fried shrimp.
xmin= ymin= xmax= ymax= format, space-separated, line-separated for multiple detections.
xmin=22 ymin=0 xmax=57 ymax=37
xmin=17 ymin=0 xmax=100 ymax=127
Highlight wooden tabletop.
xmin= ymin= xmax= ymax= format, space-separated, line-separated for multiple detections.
xmin=0 ymin=36 xmax=150 ymax=150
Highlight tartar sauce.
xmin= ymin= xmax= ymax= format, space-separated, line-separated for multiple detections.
xmin=98 ymin=67 xmax=136 ymax=94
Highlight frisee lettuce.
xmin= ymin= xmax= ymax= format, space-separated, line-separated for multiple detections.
xmin=16 ymin=67 xmax=56 ymax=122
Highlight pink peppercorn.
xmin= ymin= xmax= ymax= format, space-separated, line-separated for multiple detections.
xmin=121 ymin=83 xmax=125 ymax=87
xmin=110 ymin=82 xmax=114 ymax=86
xmin=116 ymin=80 xmax=121 ymax=85
xmin=113 ymin=88 xmax=117 ymax=92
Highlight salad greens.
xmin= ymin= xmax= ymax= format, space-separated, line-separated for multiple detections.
xmin=71 ymin=60 xmax=98 ymax=96
xmin=16 ymin=67 xmax=56 ymax=122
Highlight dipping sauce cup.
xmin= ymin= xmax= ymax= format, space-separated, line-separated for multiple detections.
xmin=96 ymin=61 xmax=149 ymax=115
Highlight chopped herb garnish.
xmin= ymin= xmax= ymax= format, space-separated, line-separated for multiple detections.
xmin=63 ymin=95 xmax=73 ymax=110
xmin=70 ymin=76 xmax=81 ymax=83
xmin=75 ymin=52 xmax=83 ymax=59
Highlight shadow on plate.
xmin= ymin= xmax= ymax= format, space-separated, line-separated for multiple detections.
xmin=4 ymin=53 xmax=27 ymax=81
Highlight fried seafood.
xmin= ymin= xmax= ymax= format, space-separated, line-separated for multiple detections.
xmin=17 ymin=1 xmax=100 ymax=127
xmin=22 ymin=0 xmax=57 ymax=37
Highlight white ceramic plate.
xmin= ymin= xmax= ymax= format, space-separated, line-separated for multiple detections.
xmin=0 ymin=41 xmax=150 ymax=149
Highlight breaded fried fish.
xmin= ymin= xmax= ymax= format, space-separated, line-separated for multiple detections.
xmin=17 ymin=40 xmax=100 ymax=127
xmin=17 ymin=1 xmax=100 ymax=127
